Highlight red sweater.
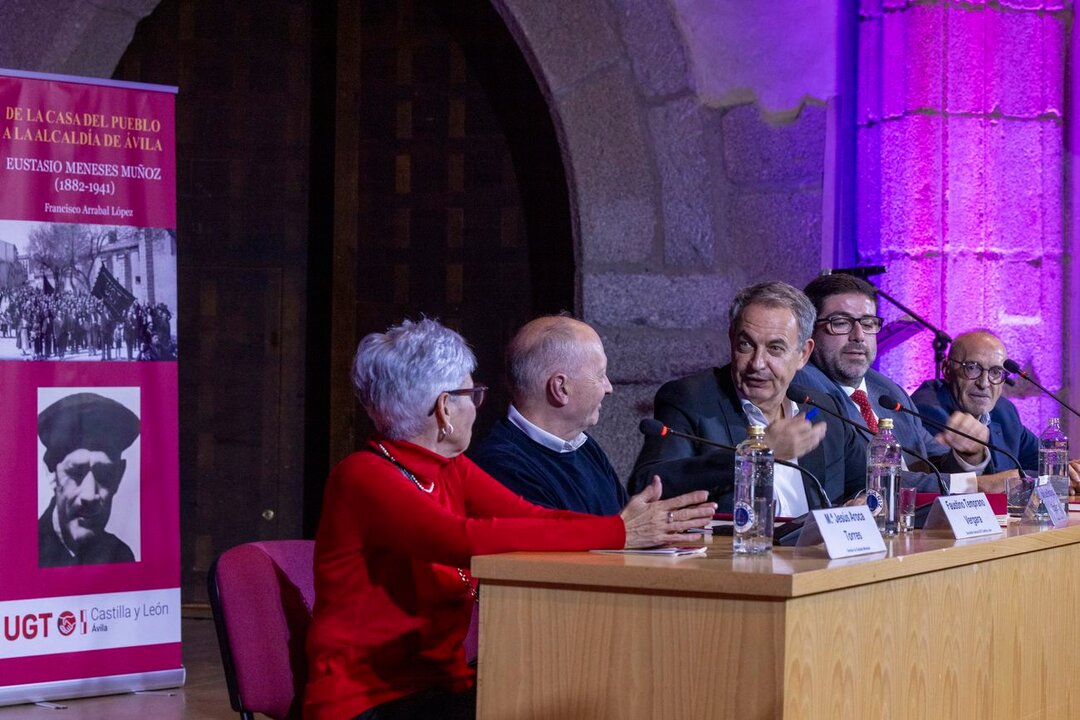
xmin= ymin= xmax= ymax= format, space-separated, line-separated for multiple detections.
xmin=303 ymin=438 xmax=625 ymax=720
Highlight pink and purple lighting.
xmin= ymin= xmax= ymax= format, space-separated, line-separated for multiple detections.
xmin=856 ymin=1 xmax=1072 ymax=436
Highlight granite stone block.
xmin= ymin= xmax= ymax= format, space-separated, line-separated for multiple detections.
xmin=944 ymin=3 xmax=987 ymax=114
xmin=1040 ymin=13 xmax=1066 ymax=116
xmin=989 ymin=257 xmax=1063 ymax=387
xmin=598 ymin=328 xmax=730 ymax=384
xmin=874 ymin=252 xmax=943 ymax=392
xmin=879 ymin=116 xmax=943 ymax=255
xmin=903 ymin=4 xmax=944 ymax=112
xmin=1039 ymin=123 xmax=1065 ymax=247
xmin=727 ymin=190 xmax=824 ymax=287
xmin=942 ymin=253 xmax=989 ymax=333
xmin=991 ymin=9 xmax=1062 ymax=118
xmin=556 ymin=63 xmax=657 ymax=266
xmin=583 ymin=272 xmax=737 ymax=330
xmin=943 ymin=116 xmax=988 ymax=254
xmin=983 ymin=120 xmax=1052 ymax=257
xmin=721 ymin=103 xmax=827 ymax=187
xmin=880 ymin=10 xmax=907 ymax=120
xmin=856 ymin=125 xmax=884 ymax=260
xmin=612 ymin=0 xmax=691 ymax=98
xmin=649 ymin=98 xmax=716 ymax=268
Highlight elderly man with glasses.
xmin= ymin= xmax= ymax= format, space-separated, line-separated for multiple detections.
xmin=911 ymin=330 xmax=1039 ymax=479
xmin=793 ymin=273 xmax=996 ymax=494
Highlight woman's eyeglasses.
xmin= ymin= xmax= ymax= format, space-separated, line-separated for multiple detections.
xmin=444 ymin=385 xmax=488 ymax=408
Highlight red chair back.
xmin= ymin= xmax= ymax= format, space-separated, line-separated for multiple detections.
xmin=208 ymin=540 xmax=315 ymax=720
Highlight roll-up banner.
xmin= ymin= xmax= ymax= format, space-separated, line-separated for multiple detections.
xmin=0 ymin=68 xmax=182 ymax=705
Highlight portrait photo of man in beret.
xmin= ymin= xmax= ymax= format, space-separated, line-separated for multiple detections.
xmin=37 ymin=388 xmax=141 ymax=568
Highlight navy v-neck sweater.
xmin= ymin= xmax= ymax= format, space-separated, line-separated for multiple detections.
xmin=470 ymin=417 xmax=628 ymax=515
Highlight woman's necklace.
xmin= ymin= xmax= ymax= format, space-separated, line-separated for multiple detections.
xmin=372 ymin=441 xmax=478 ymax=601
xmin=375 ymin=442 xmax=434 ymax=493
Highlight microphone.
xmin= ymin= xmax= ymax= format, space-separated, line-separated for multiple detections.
xmin=1003 ymin=359 xmax=1080 ymax=420
xmin=823 ymin=265 xmax=887 ymax=279
xmin=877 ymin=394 xmax=1029 ymax=478
xmin=638 ymin=418 xmax=832 ymax=508
xmin=786 ymin=386 xmax=948 ymax=494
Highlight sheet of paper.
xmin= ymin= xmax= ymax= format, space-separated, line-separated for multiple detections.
xmin=591 ymin=546 xmax=707 ymax=557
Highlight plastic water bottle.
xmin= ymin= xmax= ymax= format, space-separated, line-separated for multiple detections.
xmin=1039 ymin=417 xmax=1069 ymax=512
xmin=866 ymin=418 xmax=902 ymax=536
xmin=733 ymin=424 xmax=774 ymax=554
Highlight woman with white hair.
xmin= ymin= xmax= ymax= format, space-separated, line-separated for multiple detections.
xmin=304 ymin=318 xmax=714 ymax=720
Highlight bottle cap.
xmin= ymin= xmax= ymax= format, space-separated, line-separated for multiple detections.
xmin=748 ymin=423 xmax=765 ymax=436
xmin=879 ymin=418 xmax=894 ymax=429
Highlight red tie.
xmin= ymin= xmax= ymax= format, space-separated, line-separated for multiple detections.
xmin=850 ymin=389 xmax=879 ymax=434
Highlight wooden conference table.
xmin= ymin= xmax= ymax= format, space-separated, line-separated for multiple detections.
xmin=472 ymin=518 xmax=1080 ymax=719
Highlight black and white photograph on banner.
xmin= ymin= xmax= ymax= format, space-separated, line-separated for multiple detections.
xmin=36 ymin=386 xmax=142 ymax=567
xmin=0 ymin=219 xmax=177 ymax=361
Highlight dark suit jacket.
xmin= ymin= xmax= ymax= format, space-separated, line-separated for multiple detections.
xmin=630 ymin=365 xmax=866 ymax=513
xmin=38 ymin=499 xmax=134 ymax=567
xmin=794 ymin=364 xmax=958 ymax=492
xmin=911 ymin=379 xmax=1040 ymax=475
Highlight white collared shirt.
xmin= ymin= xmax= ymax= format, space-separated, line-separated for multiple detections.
xmin=945 ymin=412 xmax=991 ymax=490
xmin=738 ymin=397 xmax=809 ymax=517
xmin=507 ymin=404 xmax=588 ymax=453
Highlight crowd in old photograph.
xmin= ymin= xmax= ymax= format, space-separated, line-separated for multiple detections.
xmin=0 ymin=286 xmax=175 ymax=361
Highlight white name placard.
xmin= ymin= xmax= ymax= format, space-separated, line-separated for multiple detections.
xmin=797 ymin=507 xmax=886 ymax=558
xmin=924 ymin=493 xmax=1002 ymax=539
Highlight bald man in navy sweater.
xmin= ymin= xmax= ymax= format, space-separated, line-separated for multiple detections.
xmin=470 ymin=315 xmax=628 ymax=515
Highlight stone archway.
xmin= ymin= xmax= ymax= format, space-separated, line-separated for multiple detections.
xmin=0 ymin=1 xmax=161 ymax=78
xmin=491 ymin=0 xmax=836 ymax=473
xmin=2 ymin=0 xmax=840 ymax=477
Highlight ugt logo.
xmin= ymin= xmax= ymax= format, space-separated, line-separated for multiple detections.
xmin=3 ymin=610 xmax=86 ymax=641
xmin=3 ymin=613 xmax=53 ymax=640
xmin=57 ymin=611 xmax=78 ymax=636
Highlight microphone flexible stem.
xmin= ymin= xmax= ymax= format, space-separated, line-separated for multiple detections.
xmin=883 ymin=398 xmax=1028 ymax=478
xmin=796 ymin=395 xmax=949 ymax=495
xmin=650 ymin=424 xmax=833 ymax=509
xmin=1010 ymin=371 xmax=1080 ymax=421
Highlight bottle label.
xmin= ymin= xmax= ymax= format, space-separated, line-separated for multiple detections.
xmin=865 ymin=489 xmax=883 ymax=516
xmin=733 ymin=502 xmax=754 ymax=532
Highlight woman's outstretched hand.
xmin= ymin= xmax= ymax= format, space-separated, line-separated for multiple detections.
xmin=620 ymin=475 xmax=716 ymax=549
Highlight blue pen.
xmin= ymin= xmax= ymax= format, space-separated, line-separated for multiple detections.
xmin=804 ymin=407 xmax=820 ymax=422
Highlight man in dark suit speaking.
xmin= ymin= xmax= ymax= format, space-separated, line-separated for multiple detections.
xmin=631 ymin=281 xmax=865 ymax=514
xmin=37 ymin=392 xmax=140 ymax=567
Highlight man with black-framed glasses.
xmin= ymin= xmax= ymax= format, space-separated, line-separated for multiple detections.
xmin=792 ymin=272 xmax=997 ymax=494
xmin=913 ymin=330 xmax=1040 ymax=478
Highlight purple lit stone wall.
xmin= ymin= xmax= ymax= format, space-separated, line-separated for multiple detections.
xmin=857 ymin=0 xmax=1071 ymax=436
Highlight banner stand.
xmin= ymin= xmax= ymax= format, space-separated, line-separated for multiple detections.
xmin=0 ymin=68 xmax=181 ymax=705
